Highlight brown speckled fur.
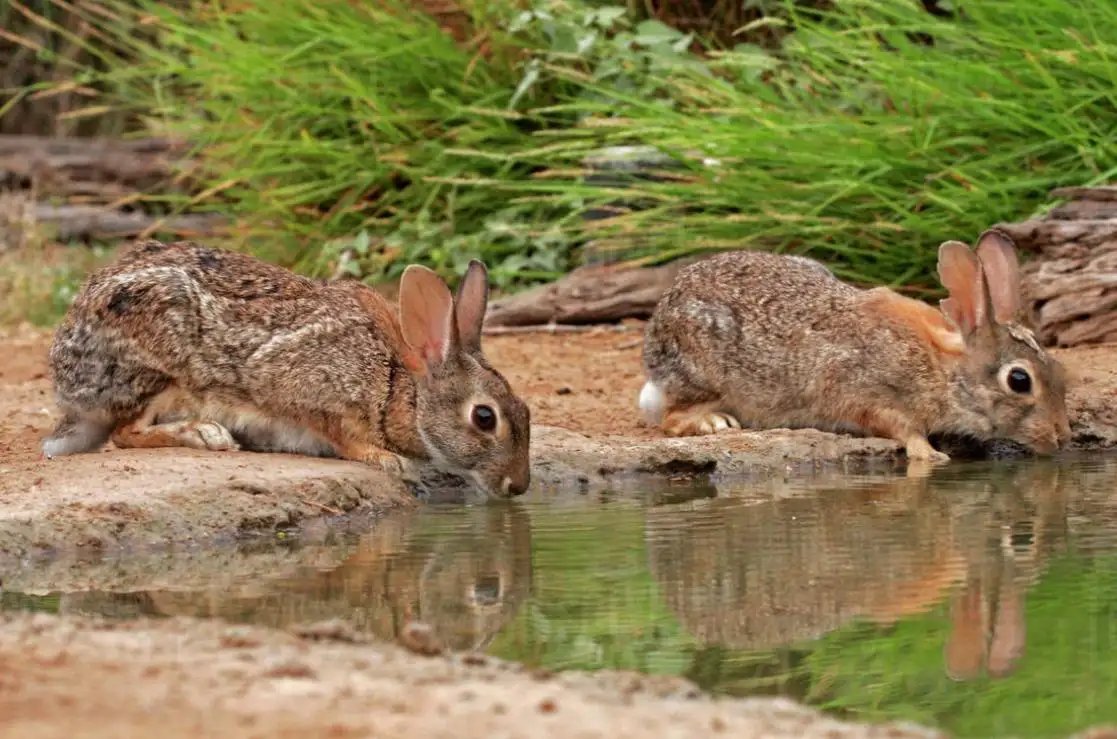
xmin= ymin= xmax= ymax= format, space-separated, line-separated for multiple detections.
xmin=640 ymin=230 xmax=1071 ymax=462
xmin=42 ymin=239 xmax=531 ymax=498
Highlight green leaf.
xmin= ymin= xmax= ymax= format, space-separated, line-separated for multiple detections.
xmin=633 ymin=19 xmax=685 ymax=46
xmin=508 ymin=59 xmax=541 ymax=110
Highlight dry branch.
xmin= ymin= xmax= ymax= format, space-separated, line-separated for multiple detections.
xmin=1048 ymin=185 xmax=1117 ymax=202
xmin=483 ymin=260 xmax=690 ymax=328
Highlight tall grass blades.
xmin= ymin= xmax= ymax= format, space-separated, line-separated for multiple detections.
xmin=37 ymin=0 xmax=1117 ymax=292
xmin=0 ymin=0 xmax=143 ymax=136
xmin=488 ymin=0 xmax=1117 ymax=289
xmin=67 ymin=0 xmax=582 ymax=285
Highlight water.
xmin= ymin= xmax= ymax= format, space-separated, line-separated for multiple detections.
xmin=6 ymin=455 xmax=1117 ymax=737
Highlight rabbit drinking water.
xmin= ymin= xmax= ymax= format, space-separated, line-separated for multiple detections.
xmin=42 ymin=239 xmax=532 ymax=499
xmin=639 ymin=229 xmax=1071 ymax=462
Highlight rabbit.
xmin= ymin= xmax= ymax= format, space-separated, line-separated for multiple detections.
xmin=943 ymin=558 xmax=1027 ymax=681
xmin=41 ymin=239 xmax=532 ymax=499
xmin=638 ymin=229 xmax=1072 ymax=463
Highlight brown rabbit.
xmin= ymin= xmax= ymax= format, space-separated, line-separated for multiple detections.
xmin=131 ymin=503 xmax=534 ymax=653
xmin=942 ymin=462 xmax=1069 ymax=681
xmin=639 ymin=229 xmax=1071 ymax=462
xmin=41 ymin=239 xmax=531 ymax=499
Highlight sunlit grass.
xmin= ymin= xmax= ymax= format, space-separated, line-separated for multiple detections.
xmin=0 ymin=200 xmax=117 ymax=327
xmin=27 ymin=0 xmax=571 ymax=288
xmin=14 ymin=0 xmax=1117 ymax=300
xmin=0 ymin=241 xmax=117 ymax=327
xmin=472 ymin=0 xmax=1117 ymax=290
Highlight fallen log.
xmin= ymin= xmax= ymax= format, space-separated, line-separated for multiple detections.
xmin=0 ymin=135 xmax=199 ymax=201
xmin=31 ymin=204 xmax=227 ymax=241
xmin=999 ymin=186 xmax=1117 ymax=348
xmin=483 ymin=260 xmax=689 ymax=328
xmin=1048 ymin=185 xmax=1117 ymax=202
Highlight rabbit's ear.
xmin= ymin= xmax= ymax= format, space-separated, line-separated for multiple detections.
xmin=986 ymin=578 xmax=1027 ymax=678
xmin=937 ymin=240 xmax=988 ymax=335
xmin=944 ymin=579 xmax=988 ymax=682
xmin=399 ymin=265 xmax=459 ymax=370
xmin=975 ymin=228 xmax=1022 ymax=324
xmin=454 ymin=260 xmax=489 ymax=355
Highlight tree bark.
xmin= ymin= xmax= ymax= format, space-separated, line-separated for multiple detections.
xmin=999 ymin=186 xmax=1117 ymax=347
xmin=483 ymin=260 xmax=691 ymax=328
xmin=0 ymin=135 xmax=199 ymax=201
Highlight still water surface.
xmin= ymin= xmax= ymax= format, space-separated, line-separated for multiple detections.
xmin=6 ymin=455 xmax=1117 ymax=737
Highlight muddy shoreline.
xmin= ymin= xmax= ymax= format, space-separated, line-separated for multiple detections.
xmin=4 ymin=326 xmax=1117 ymax=562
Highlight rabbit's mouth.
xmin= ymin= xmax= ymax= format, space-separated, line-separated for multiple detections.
xmin=468 ymin=470 xmax=508 ymax=500
xmin=929 ymin=433 xmax=1032 ymax=460
xmin=409 ymin=466 xmax=488 ymax=503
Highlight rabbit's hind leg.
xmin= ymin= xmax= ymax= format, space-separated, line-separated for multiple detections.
xmin=111 ymin=418 xmax=240 ymax=452
xmin=639 ymin=378 xmax=740 ymax=437
xmin=42 ymin=410 xmax=114 ymax=458
xmin=109 ymin=387 xmax=240 ymax=453
xmin=44 ymin=322 xmax=182 ymax=458
xmin=661 ymin=402 xmax=741 ymax=437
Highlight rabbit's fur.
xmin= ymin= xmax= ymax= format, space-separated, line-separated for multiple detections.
xmin=42 ymin=239 xmax=531 ymax=498
xmin=640 ymin=229 xmax=1071 ymax=462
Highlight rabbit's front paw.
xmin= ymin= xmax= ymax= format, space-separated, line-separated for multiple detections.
xmin=358 ymin=446 xmax=416 ymax=480
xmin=904 ymin=436 xmax=950 ymax=464
xmin=375 ymin=452 xmax=406 ymax=476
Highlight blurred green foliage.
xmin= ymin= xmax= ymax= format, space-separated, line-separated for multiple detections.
xmin=17 ymin=0 xmax=1117 ymax=298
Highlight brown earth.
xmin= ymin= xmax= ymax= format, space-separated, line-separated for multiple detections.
xmin=0 ymin=612 xmax=960 ymax=739
xmin=5 ymin=327 xmax=1117 ymax=738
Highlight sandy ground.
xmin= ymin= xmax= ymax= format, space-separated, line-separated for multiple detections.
xmin=5 ymin=327 xmax=1117 ymax=737
xmin=0 ymin=612 xmax=957 ymax=739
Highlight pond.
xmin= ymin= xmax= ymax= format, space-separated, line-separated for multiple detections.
xmin=5 ymin=455 xmax=1117 ymax=738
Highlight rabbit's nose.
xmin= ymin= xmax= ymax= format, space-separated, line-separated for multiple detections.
xmin=501 ymin=474 xmax=529 ymax=497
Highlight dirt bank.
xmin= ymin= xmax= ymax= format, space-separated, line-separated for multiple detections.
xmin=5 ymin=329 xmax=1117 ymax=739
xmin=0 ymin=611 xmax=955 ymax=739
xmin=3 ymin=325 xmax=1117 ymax=559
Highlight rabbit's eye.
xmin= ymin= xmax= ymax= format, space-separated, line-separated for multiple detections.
xmin=471 ymin=404 xmax=497 ymax=432
xmin=472 ymin=575 xmax=502 ymax=606
xmin=1007 ymin=367 xmax=1032 ymax=394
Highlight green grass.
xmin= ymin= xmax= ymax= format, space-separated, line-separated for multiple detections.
xmin=477 ymin=0 xmax=1117 ymax=290
xmin=40 ymin=0 xmax=581 ymax=288
xmin=0 ymin=237 xmax=118 ymax=327
xmin=14 ymin=0 xmax=1117 ymax=301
